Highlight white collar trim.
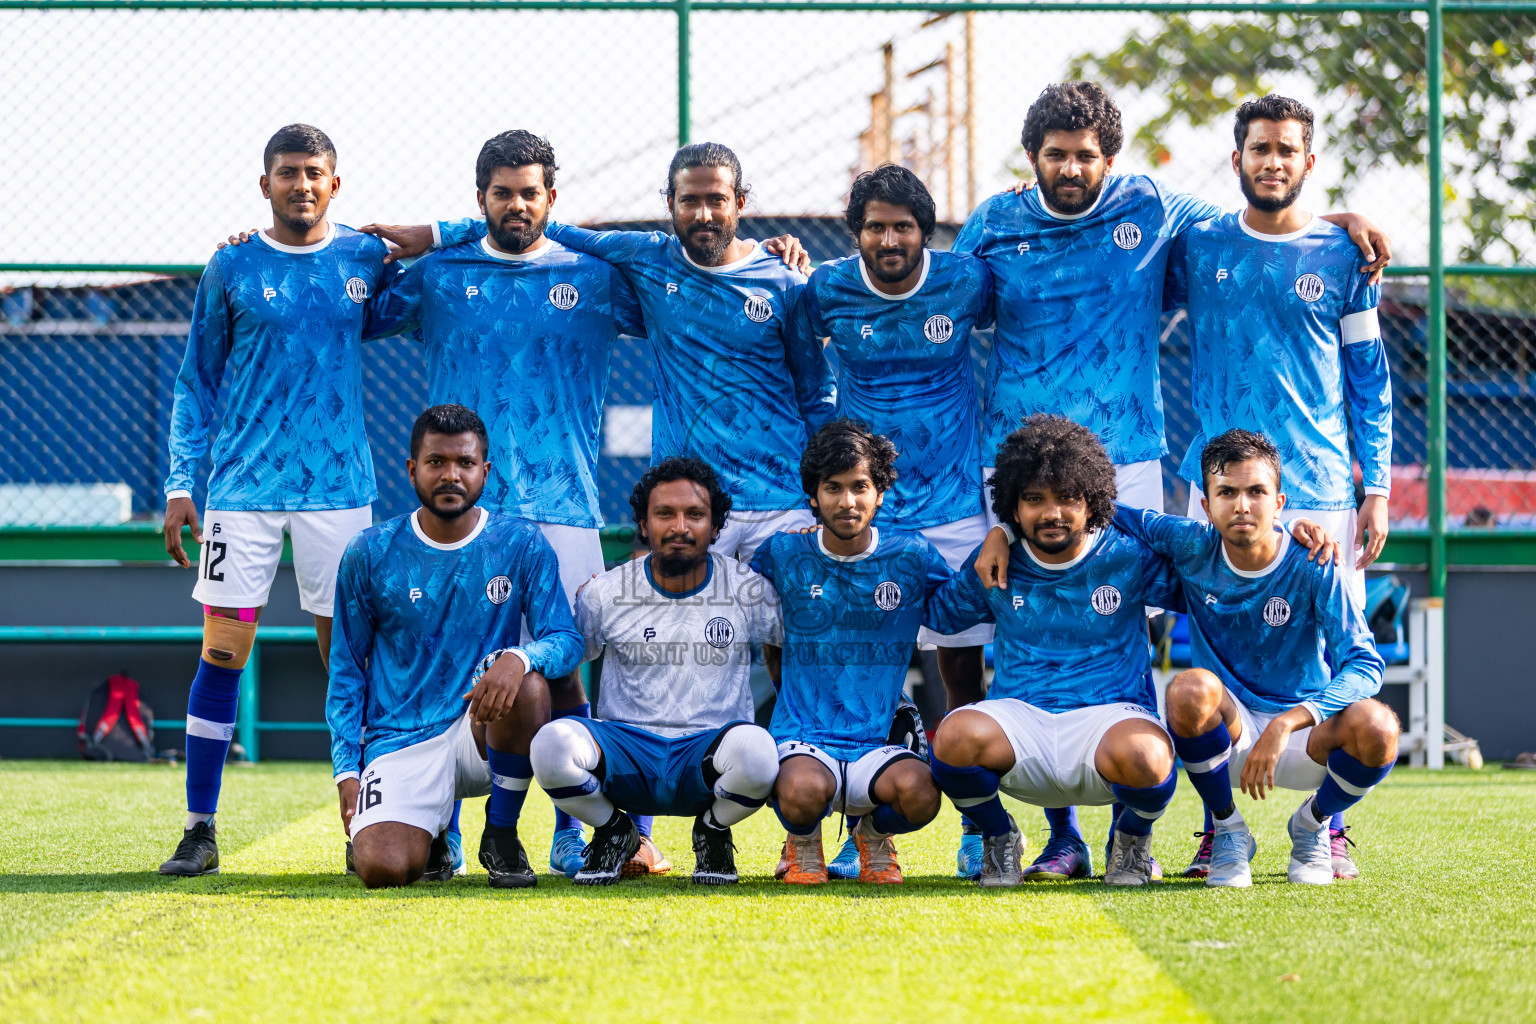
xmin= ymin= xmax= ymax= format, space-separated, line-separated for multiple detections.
xmin=818 ymin=526 xmax=879 ymax=563
xmin=1037 ymin=187 xmax=1105 ymax=222
xmin=480 ymin=235 xmax=553 ymax=262
xmin=258 ymin=222 xmax=336 ymax=254
xmin=858 ymin=249 xmax=930 ymax=301
xmin=411 ymin=507 xmax=488 ymax=551
xmin=1221 ymin=527 xmax=1290 ymax=578
xmin=1238 ymin=211 xmax=1317 ymax=243
xmin=1022 ymin=530 xmax=1100 ymax=572
xmin=681 ymin=239 xmax=761 ymax=274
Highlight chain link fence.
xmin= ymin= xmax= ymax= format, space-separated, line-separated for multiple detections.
xmin=2 ymin=1 xmax=1533 ymax=531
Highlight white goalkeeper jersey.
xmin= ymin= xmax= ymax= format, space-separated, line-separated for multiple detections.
xmin=575 ymin=552 xmax=784 ymax=737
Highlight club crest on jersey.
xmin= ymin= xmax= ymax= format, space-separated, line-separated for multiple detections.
xmin=923 ymin=314 xmax=954 ymax=344
xmin=1294 ymin=274 xmax=1326 ymax=302
xmin=874 ymin=581 xmax=902 ymax=611
xmin=743 ymin=295 xmax=774 ymax=323
xmin=1263 ymin=596 xmax=1292 ymax=627
xmin=485 ymin=575 xmax=513 ymax=605
xmin=704 ymin=616 xmax=735 ymax=649
xmin=345 ymin=277 xmax=369 ymax=303
xmin=548 ymin=283 xmax=580 ymax=310
xmin=1090 ymin=585 xmax=1122 ymax=615
xmin=1112 ymin=223 xmax=1143 ymax=250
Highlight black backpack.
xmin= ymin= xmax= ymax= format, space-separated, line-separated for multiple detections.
xmin=78 ymin=674 xmax=155 ymax=762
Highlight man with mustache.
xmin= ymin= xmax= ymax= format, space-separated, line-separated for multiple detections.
xmin=784 ymin=164 xmax=994 ymax=877
xmin=158 ymin=124 xmax=400 ymax=878
xmin=369 ymin=142 xmax=837 ymax=564
xmin=328 ymin=404 xmax=582 ymax=889
xmin=959 ymin=81 xmax=1391 ymax=883
xmin=1161 ymin=96 xmax=1394 ymax=880
xmin=362 ymin=130 xmax=648 ymax=879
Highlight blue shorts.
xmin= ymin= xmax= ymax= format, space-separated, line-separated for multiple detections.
xmin=576 ymin=719 xmax=745 ymax=817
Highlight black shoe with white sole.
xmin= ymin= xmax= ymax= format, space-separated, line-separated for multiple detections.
xmin=478 ymin=824 xmax=537 ymax=889
xmin=574 ymin=811 xmax=640 ymax=886
xmin=691 ymin=816 xmax=738 ymax=885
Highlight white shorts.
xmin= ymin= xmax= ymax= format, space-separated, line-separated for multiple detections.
xmin=970 ymin=697 xmax=1167 ymax=808
xmin=981 ymin=459 xmax=1165 ymax=529
xmin=1186 ymin=485 xmax=1364 ymax=609
xmin=518 ymin=521 xmax=605 ymax=649
xmin=916 ymin=512 xmax=995 ymax=648
xmin=350 ymin=712 xmax=491 ymax=838
xmin=713 ymin=507 xmax=816 ymax=565
xmin=191 ymin=506 xmax=372 ymax=616
xmin=1227 ymin=699 xmax=1327 ymax=792
xmin=776 ymin=740 xmax=922 ymax=817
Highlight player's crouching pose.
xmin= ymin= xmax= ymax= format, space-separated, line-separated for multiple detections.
xmin=1118 ymin=430 xmax=1394 ymax=886
xmin=925 ymin=415 xmax=1184 ymax=887
xmin=327 ymin=405 xmax=582 ymax=889
xmin=753 ymin=421 xmax=953 ymax=885
xmin=530 ymin=458 xmax=782 ymax=886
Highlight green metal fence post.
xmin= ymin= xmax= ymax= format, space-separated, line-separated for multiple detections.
xmin=676 ymin=0 xmax=691 ymax=146
xmin=1426 ymin=0 xmax=1446 ymax=600
xmin=240 ymin=639 xmax=261 ymax=763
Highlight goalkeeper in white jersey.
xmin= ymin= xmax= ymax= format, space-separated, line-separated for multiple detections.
xmin=529 ymin=458 xmax=783 ymax=885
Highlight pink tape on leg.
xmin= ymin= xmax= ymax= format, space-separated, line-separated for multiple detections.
xmin=204 ymin=605 xmax=258 ymax=622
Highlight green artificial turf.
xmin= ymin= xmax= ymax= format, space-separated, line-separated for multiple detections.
xmin=0 ymin=761 xmax=1532 ymax=1023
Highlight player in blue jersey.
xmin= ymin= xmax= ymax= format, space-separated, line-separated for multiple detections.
xmin=360 ymin=131 xmax=649 ymax=878
xmin=158 ymin=125 xmax=400 ymax=877
xmin=752 ymin=421 xmax=952 ymax=885
xmin=785 ymin=165 xmax=995 ymax=876
xmin=531 ymin=458 xmax=782 ymax=885
xmin=1165 ymin=96 xmax=1393 ymax=615
xmin=328 ymin=405 xmax=583 ymax=889
xmin=364 ymin=142 xmax=836 ymax=564
xmin=959 ymin=81 xmax=1388 ymax=876
xmin=1115 ymin=430 xmax=1395 ymax=887
xmin=924 ymin=416 xmax=1185 ymax=887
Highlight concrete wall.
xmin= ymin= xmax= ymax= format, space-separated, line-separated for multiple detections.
xmin=2 ymin=563 xmax=1534 ymax=761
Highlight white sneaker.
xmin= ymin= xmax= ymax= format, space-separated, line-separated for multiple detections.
xmin=1104 ymin=828 xmax=1156 ymax=886
xmin=1205 ymin=824 xmax=1256 ymax=888
xmin=1287 ymin=800 xmax=1335 ymax=885
xmin=978 ymin=816 xmax=1025 ymax=888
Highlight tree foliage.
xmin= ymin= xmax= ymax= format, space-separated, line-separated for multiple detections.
xmin=1069 ymin=11 xmax=1536 ymax=266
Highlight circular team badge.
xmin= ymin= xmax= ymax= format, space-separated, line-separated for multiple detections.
xmin=485 ymin=575 xmax=513 ymax=605
xmin=1294 ymin=274 xmax=1325 ymax=302
xmin=1090 ymin=585 xmax=1122 ymax=615
xmin=923 ymin=314 xmax=954 ymax=344
xmin=1263 ymin=597 xmax=1292 ymax=627
xmin=1112 ymin=223 xmax=1143 ymax=250
xmin=548 ymin=283 xmax=580 ymax=310
xmin=743 ymin=295 xmax=774 ymax=323
xmin=345 ymin=277 xmax=369 ymax=303
xmin=704 ymin=616 xmax=735 ymax=649
xmin=874 ymin=581 xmax=903 ymax=611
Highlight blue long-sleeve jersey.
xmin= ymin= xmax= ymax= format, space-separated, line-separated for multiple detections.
xmin=925 ymin=526 xmax=1184 ymax=712
xmin=750 ymin=528 xmax=953 ymax=760
xmin=327 ymin=508 xmax=582 ymax=777
xmin=788 ymin=250 xmax=994 ymax=529
xmin=166 ymin=224 xmax=399 ymax=510
xmin=1164 ymin=213 xmax=1392 ymax=510
xmin=1112 ymin=504 xmax=1383 ymax=721
xmin=439 ymin=217 xmax=836 ymax=510
xmin=952 ymin=176 xmax=1219 ymax=465
xmin=364 ymin=235 xmax=643 ymax=528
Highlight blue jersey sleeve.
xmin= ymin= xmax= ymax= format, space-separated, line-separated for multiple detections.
xmin=922 ymin=548 xmax=994 ymax=633
xmin=782 ymin=280 xmax=837 ymax=434
xmin=1340 ymin=275 xmax=1392 ymax=494
xmin=609 ymin=264 xmax=646 ymax=338
xmin=1162 ymin=231 xmax=1191 ymax=312
xmin=326 ymin=538 xmax=374 ymax=778
xmin=972 ymin=258 xmax=997 ymax=331
xmin=1307 ymin=566 xmax=1386 ymax=721
xmin=951 ymin=197 xmax=992 ymax=256
xmin=362 ymin=255 xmax=427 ymax=341
xmin=437 ymin=216 xmax=486 ymax=248
xmin=1112 ymin=502 xmax=1211 ymax=565
xmin=1162 ymin=188 xmax=1222 ymax=238
xmin=165 ymin=256 xmax=232 ymax=496
xmin=516 ymin=534 xmax=584 ymax=678
xmin=545 ymin=221 xmax=662 ymax=271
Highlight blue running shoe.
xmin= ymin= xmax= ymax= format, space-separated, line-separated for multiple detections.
xmin=1022 ymin=832 xmax=1092 ymax=880
xmin=956 ymin=827 xmax=985 ymax=880
xmin=549 ymin=825 xmax=586 ymax=878
xmin=1206 ymin=825 xmax=1256 ymax=888
xmin=446 ymin=828 xmax=467 ymax=877
xmin=827 ymin=834 xmax=860 ymax=880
